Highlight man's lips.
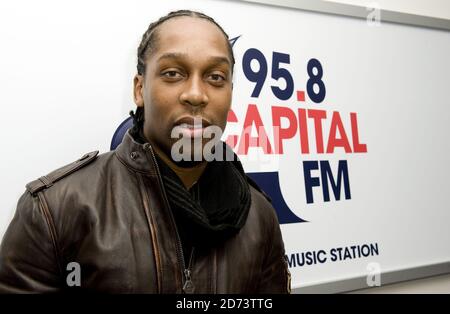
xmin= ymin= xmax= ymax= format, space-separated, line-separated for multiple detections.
xmin=173 ymin=116 xmax=212 ymax=138
xmin=174 ymin=116 xmax=212 ymax=129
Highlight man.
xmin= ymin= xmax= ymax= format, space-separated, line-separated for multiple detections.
xmin=0 ymin=10 xmax=290 ymax=293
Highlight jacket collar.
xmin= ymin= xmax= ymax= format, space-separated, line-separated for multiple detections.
xmin=115 ymin=129 xmax=251 ymax=181
xmin=114 ymin=130 xmax=159 ymax=175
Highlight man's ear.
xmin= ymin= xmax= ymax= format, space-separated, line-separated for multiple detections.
xmin=133 ymin=74 xmax=144 ymax=108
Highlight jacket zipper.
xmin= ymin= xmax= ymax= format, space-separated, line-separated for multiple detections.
xmin=183 ymin=247 xmax=195 ymax=293
xmin=144 ymin=143 xmax=195 ymax=293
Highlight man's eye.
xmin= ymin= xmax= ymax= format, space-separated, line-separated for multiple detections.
xmin=208 ymin=74 xmax=225 ymax=82
xmin=162 ymin=71 xmax=182 ymax=79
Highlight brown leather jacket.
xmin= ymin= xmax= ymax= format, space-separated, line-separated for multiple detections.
xmin=0 ymin=132 xmax=291 ymax=293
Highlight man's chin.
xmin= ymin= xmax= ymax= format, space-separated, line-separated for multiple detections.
xmin=169 ymin=136 xmax=215 ymax=163
xmin=172 ymin=143 xmax=208 ymax=167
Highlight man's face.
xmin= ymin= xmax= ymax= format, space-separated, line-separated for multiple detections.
xmin=133 ymin=16 xmax=233 ymax=161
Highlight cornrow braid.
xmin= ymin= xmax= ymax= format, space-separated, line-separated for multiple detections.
xmin=130 ymin=10 xmax=235 ymax=139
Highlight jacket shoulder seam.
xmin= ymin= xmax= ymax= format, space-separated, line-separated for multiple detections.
xmin=26 ymin=151 xmax=99 ymax=195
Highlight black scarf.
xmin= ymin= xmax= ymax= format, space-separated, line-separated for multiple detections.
xmin=155 ymin=143 xmax=251 ymax=256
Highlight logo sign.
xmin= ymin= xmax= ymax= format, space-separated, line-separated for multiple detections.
xmin=111 ymin=36 xmax=368 ymax=224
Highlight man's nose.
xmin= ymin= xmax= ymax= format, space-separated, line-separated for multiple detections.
xmin=179 ymin=75 xmax=209 ymax=108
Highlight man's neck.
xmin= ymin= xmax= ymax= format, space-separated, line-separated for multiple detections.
xmin=151 ymin=144 xmax=207 ymax=190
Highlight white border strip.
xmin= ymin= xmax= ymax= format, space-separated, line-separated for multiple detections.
xmin=231 ymin=0 xmax=450 ymax=31
xmin=292 ymin=261 xmax=450 ymax=293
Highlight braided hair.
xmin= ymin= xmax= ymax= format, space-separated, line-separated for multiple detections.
xmin=129 ymin=10 xmax=235 ymax=139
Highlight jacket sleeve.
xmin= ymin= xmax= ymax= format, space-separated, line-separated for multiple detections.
xmin=0 ymin=191 xmax=62 ymax=293
xmin=258 ymin=206 xmax=291 ymax=294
